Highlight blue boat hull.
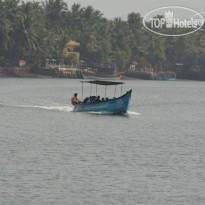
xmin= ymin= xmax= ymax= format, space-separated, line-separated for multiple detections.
xmin=156 ymin=77 xmax=176 ymax=81
xmin=164 ymin=78 xmax=176 ymax=81
xmin=74 ymin=90 xmax=132 ymax=113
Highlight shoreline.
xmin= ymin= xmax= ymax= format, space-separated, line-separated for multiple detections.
xmin=0 ymin=66 xmax=52 ymax=78
xmin=0 ymin=67 xmax=203 ymax=81
xmin=0 ymin=74 xmax=201 ymax=82
xmin=0 ymin=73 xmax=52 ymax=78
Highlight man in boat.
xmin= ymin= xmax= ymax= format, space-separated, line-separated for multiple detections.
xmin=71 ymin=93 xmax=81 ymax=105
xmin=96 ymin=96 xmax=101 ymax=103
xmin=83 ymin=97 xmax=89 ymax=104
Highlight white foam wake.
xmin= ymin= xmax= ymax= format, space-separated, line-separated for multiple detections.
xmin=88 ymin=111 xmax=140 ymax=116
xmin=127 ymin=111 xmax=140 ymax=115
xmin=17 ymin=105 xmax=73 ymax=112
xmin=4 ymin=103 xmax=139 ymax=115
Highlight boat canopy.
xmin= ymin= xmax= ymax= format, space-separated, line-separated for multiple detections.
xmin=81 ymin=80 xmax=124 ymax=86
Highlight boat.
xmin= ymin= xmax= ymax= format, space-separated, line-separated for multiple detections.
xmin=73 ymin=80 xmax=132 ymax=114
xmin=156 ymin=77 xmax=176 ymax=81
xmin=164 ymin=77 xmax=176 ymax=81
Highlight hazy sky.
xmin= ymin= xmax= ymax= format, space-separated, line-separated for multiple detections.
xmin=63 ymin=0 xmax=205 ymax=19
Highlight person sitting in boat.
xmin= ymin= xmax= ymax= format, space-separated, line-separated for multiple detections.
xmin=86 ymin=97 xmax=91 ymax=103
xmin=83 ymin=97 xmax=89 ymax=104
xmin=96 ymin=96 xmax=101 ymax=103
xmin=86 ymin=96 xmax=93 ymax=103
xmin=101 ymin=97 xmax=105 ymax=102
xmin=71 ymin=93 xmax=81 ymax=105
xmin=91 ymin=96 xmax=96 ymax=103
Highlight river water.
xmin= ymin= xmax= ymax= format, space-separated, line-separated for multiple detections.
xmin=0 ymin=78 xmax=205 ymax=205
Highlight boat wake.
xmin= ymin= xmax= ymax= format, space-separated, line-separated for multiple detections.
xmin=1 ymin=102 xmax=139 ymax=115
xmin=127 ymin=111 xmax=140 ymax=115
xmin=2 ymin=103 xmax=73 ymax=112
xmin=18 ymin=105 xmax=73 ymax=112
xmin=88 ymin=111 xmax=140 ymax=116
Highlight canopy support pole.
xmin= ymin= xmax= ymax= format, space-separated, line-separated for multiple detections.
xmin=90 ymin=84 xmax=92 ymax=96
xmin=105 ymin=85 xmax=107 ymax=98
xmin=114 ymin=85 xmax=116 ymax=97
xmin=82 ymin=82 xmax=84 ymax=99
xmin=96 ymin=84 xmax=97 ymax=96
xmin=121 ymin=85 xmax=123 ymax=95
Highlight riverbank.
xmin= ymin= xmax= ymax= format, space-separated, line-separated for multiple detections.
xmin=0 ymin=67 xmax=52 ymax=78
xmin=0 ymin=66 xmax=203 ymax=81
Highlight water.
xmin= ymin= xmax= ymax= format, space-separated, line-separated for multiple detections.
xmin=0 ymin=78 xmax=205 ymax=205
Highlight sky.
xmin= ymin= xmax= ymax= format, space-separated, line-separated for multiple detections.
xmin=63 ymin=0 xmax=205 ymax=19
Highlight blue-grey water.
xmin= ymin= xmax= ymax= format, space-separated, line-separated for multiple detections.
xmin=0 ymin=78 xmax=205 ymax=205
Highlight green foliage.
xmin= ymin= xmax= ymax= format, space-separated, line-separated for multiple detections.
xmin=64 ymin=53 xmax=79 ymax=65
xmin=0 ymin=0 xmax=205 ymax=80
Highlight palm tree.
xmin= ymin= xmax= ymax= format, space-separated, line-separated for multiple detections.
xmin=43 ymin=0 xmax=68 ymax=30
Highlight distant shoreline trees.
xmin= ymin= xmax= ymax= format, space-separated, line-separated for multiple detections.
xmin=0 ymin=0 xmax=204 ymax=80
